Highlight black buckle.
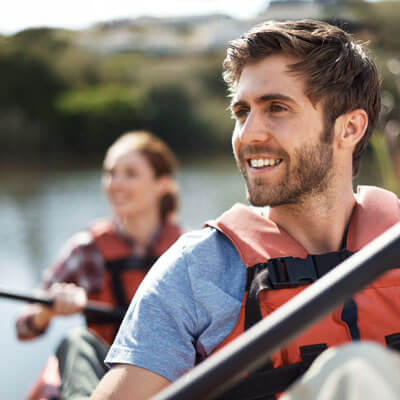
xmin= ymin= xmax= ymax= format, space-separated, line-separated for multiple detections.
xmin=268 ymin=256 xmax=318 ymax=288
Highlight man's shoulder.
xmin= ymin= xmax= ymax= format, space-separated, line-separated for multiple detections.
xmin=153 ymin=226 xmax=240 ymax=274
xmin=176 ymin=226 xmax=238 ymax=255
xmin=143 ymin=226 xmax=243 ymax=289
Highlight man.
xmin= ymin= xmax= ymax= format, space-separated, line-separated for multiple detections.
xmin=92 ymin=19 xmax=400 ymax=400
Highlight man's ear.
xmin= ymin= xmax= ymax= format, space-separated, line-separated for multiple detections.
xmin=335 ymin=109 xmax=369 ymax=149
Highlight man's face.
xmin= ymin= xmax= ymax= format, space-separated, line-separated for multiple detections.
xmin=231 ymin=54 xmax=335 ymax=207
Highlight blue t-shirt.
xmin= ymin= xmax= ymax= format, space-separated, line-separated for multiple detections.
xmin=105 ymin=227 xmax=246 ymax=381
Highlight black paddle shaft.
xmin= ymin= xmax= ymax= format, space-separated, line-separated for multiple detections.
xmin=0 ymin=287 xmax=125 ymax=324
xmin=151 ymin=222 xmax=400 ymax=400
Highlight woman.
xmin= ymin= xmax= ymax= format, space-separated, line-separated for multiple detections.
xmin=17 ymin=131 xmax=184 ymax=399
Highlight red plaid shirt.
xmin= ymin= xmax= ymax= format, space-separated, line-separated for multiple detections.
xmin=16 ymin=226 xmax=135 ymax=340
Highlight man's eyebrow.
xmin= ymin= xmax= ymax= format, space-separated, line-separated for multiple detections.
xmin=230 ymin=93 xmax=297 ymax=109
xmin=230 ymin=99 xmax=248 ymax=110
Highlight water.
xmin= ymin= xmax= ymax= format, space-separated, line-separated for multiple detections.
xmin=0 ymin=155 xmax=246 ymax=399
xmin=0 ymin=154 xmax=384 ymax=399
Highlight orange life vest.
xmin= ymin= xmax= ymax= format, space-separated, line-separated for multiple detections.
xmin=206 ymin=186 xmax=400 ymax=399
xmin=87 ymin=219 xmax=183 ymax=345
xmin=26 ymin=220 xmax=183 ymax=400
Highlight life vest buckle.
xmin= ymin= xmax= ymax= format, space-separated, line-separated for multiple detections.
xmin=268 ymin=256 xmax=318 ymax=288
xmin=248 ymin=251 xmax=354 ymax=291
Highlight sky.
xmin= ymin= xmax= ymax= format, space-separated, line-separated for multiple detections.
xmin=0 ymin=0 xmax=270 ymax=35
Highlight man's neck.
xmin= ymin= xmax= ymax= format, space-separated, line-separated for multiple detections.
xmin=265 ymin=184 xmax=357 ymax=254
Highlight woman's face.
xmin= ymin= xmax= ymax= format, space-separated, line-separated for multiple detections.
xmin=102 ymin=150 xmax=165 ymax=220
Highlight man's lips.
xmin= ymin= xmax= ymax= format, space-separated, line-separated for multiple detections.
xmin=247 ymin=157 xmax=283 ymax=169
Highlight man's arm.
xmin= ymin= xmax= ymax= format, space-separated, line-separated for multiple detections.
xmin=91 ymin=364 xmax=171 ymax=400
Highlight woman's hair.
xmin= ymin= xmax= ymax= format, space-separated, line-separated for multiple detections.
xmin=223 ymin=19 xmax=381 ymax=177
xmin=104 ymin=130 xmax=179 ymax=222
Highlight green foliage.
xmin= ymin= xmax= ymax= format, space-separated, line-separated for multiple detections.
xmin=143 ymin=83 xmax=213 ymax=153
xmin=12 ymin=27 xmax=70 ymax=55
xmin=2 ymin=4 xmax=398 ymax=163
xmin=51 ymin=82 xmax=219 ymax=155
xmin=53 ymin=85 xmax=146 ymax=154
xmin=0 ymin=51 xmax=65 ymax=118
xmin=196 ymin=55 xmax=227 ymax=98
xmin=0 ymin=27 xmax=231 ymax=159
xmin=345 ymin=1 xmax=400 ymax=51
xmin=0 ymin=48 xmax=67 ymax=155
xmin=369 ymin=132 xmax=400 ymax=195
xmin=56 ymin=84 xmax=144 ymax=118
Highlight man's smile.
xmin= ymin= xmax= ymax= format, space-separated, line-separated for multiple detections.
xmin=248 ymin=158 xmax=283 ymax=169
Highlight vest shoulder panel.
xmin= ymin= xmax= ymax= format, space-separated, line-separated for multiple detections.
xmin=206 ymin=186 xmax=400 ymax=399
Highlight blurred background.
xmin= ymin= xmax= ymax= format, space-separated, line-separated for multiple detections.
xmin=1 ymin=0 xmax=400 ymax=398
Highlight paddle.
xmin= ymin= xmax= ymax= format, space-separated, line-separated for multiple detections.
xmin=0 ymin=286 xmax=125 ymax=324
xmin=151 ymin=221 xmax=400 ymax=400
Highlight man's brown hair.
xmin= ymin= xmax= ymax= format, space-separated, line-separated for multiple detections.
xmin=223 ymin=19 xmax=381 ymax=176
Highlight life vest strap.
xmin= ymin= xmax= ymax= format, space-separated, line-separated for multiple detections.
xmin=238 ymin=251 xmax=353 ymax=398
xmin=217 ymin=364 xmax=300 ymax=400
xmin=245 ymin=250 xmax=354 ymax=330
xmin=105 ymin=256 xmax=158 ymax=308
xmin=217 ymin=344 xmax=327 ymax=400
xmin=299 ymin=343 xmax=327 ymax=370
xmin=386 ymin=333 xmax=400 ymax=352
xmin=100 ymin=255 xmax=159 ymax=340
xmin=105 ymin=256 xmax=159 ymax=272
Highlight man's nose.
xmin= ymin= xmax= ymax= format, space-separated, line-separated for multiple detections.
xmin=237 ymin=111 xmax=271 ymax=144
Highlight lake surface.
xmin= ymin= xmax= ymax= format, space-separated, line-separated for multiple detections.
xmin=0 ymin=155 xmax=247 ymax=399
xmin=0 ymin=154 xmax=382 ymax=399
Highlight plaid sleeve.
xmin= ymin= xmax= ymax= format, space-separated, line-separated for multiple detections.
xmin=16 ymin=311 xmax=47 ymax=341
xmin=16 ymin=231 xmax=105 ymax=340
xmin=42 ymin=231 xmax=105 ymax=292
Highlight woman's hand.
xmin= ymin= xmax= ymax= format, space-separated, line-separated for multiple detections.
xmin=30 ymin=283 xmax=88 ymax=332
xmin=48 ymin=282 xmax=88 ymax=315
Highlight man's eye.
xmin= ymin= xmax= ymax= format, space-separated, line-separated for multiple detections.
xmin=269 ymin=104 xmax=287 ymax=113
xmin=232 ymin=108 xmax=249 ymax=120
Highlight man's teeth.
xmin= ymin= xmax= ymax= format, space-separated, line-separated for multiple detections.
xmin=250 ymin=158 xmax=282 ymax=168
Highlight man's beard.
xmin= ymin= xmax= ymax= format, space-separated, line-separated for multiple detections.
xmin=237 ymin=126 xmax=334 ymax=207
